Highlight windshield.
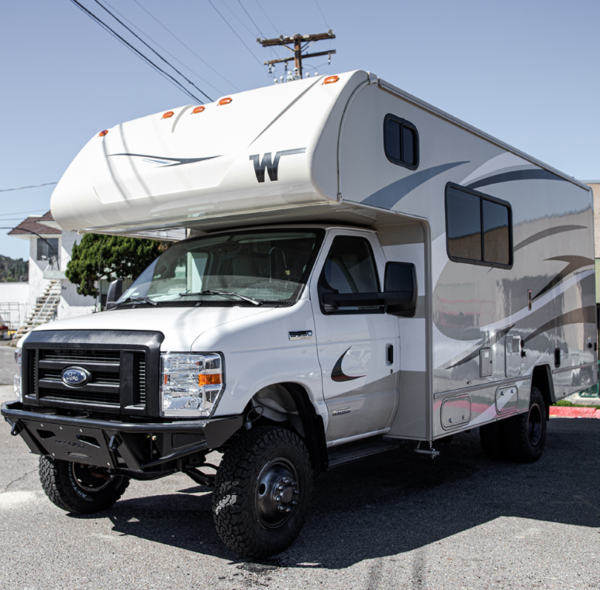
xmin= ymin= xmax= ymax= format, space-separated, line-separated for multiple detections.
xmin=116 ymin=229 xmax=324 ymax=306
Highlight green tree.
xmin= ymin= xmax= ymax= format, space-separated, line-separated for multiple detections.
xmin=66 ymin=234 xmax=165 ymax=297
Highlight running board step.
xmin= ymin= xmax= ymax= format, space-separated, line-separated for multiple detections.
xmin=327 ymin=436 xmax=401 ymax=468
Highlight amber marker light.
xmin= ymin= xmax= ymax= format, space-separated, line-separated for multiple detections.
xmin=192 ymin=106 xmax=205 ymax=114
xmin=199 ymin=374 xmax=222 ymax=386
xmin=98 ymin=130 xmax=109 ymax=137
xmin=323 ymin=75 xmax=339 ymax=85
xmin=218 ymin=97 xmax=232 ymax=106
xmin=162 ymin=111 xmax=174 ymax=119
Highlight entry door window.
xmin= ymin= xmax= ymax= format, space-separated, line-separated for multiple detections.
xmin=319 ymin=236 xmax=380 ymax=313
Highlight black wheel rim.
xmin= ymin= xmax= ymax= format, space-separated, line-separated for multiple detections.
xmin=255 ymin=458 xmax=300 ymax=529
xmin=527 ymin=402 xmax=543 ymax=447
xmin=71 ymin=463 xmax=113 ymax=493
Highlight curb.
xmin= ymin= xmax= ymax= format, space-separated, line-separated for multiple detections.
xmin=550 ymin=406 xmax=600 ymax=419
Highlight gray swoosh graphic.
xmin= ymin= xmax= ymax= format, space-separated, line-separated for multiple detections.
xmin=362 ymin=161 xmax=469 ymax=209
xmin=109 ymin=153 xmax=221 ymax=167
xmin=513 ymin=225 xmax=587 ymax=253
xmin=522 ymin=306 xmax=596 ymax=345
xmin=467 ymin=169 xmax=565 ymax=190
xmin=445 ymin=324 xmax=514 ymax=370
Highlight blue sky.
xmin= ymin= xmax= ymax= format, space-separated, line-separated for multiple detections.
xmin=1 ymin=0 xmax=599 ymax=260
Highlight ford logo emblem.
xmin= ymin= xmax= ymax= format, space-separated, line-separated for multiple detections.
xmin=61 ymin=367 xmax=91 ymax=388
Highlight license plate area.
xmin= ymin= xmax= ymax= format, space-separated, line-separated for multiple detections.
xmin=22 ymin=420 xmax=115 ymax=468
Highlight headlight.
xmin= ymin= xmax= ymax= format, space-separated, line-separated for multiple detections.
xmin=14 ymin=349 xmax=22 ymax=402
xmin=160 ymin=352 xmax=224 ymax=417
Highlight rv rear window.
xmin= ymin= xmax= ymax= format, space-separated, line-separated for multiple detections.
xmin=445 ymin=183 xmax=512 ymax=268
xmin=384 ymin=115 xmax=419 ymax=169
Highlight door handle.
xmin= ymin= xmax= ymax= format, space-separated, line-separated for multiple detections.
xmin=387 ymin=344 xmax=394 ymax=364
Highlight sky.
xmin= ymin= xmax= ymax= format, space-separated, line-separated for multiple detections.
xmin=1 ymin=0 xmax=599 ymax=260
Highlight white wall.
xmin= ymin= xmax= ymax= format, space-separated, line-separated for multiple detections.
xmin=57 ymin=230 xmax=95 ymax=320
xmin=28 ymin=238 xmax=51 ymax=315
xmin=0 ymin=282 xmax=29 ymax=328
xmin=25 ymin=233 xmax=95 ymax=322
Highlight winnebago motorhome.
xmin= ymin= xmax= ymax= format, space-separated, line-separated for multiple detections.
xmin=2 ymin=70 xmax=596 ymax=558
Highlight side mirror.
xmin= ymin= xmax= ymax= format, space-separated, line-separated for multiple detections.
xmin=106 ymin=278 xmax=123 ymax=310
xmin=384 ymin=262 xmax=417 ymax=317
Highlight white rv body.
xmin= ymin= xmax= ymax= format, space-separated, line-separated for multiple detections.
xmin=48 ymin=70 xmax=596 ymax=443
xmin=4 ymin=70 xmax=595 ymax=557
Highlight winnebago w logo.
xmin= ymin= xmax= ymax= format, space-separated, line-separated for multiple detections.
xmin=249 ymin=148 xmax=306 ymax=182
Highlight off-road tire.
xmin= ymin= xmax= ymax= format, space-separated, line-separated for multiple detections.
xmin=503 ymin=386 xmax=547 ymax=463
xmin=212 ymin=426 xmax=313 ymax=558
xmin=479 ymin=420 xmax=508 ymax=460
xmin=39 ymin=457 xmax=129 ymax=514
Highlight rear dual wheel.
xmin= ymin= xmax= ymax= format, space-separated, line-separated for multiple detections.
xmin=480 ymin=386 xmax=547 ymax=463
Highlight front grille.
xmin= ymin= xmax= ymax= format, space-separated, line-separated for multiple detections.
xmin=28 ymin=347 xmax=147 ymax=410
xmin=136 ymin=353 xmax=147 ymax=405
xmin=22 ymin=330 xmax=164 ymax=417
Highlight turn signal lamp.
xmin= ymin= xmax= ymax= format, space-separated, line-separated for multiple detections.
xmin=218 ymin=97 xmax=232 ymax=106
xmin=192 ymin=106 xmax=205 ymax=114
xmin=199 ymin=374 xmax=222 ymax=386
xmin=162 ymin=111 xmax=174 ymax=119
xmin=98 ymin=130 xmax=109 ymax=137
xmin=324 ymin=75 xmax=339 ymax=85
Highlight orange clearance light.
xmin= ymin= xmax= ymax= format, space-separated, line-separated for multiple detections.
xmin=218 ymin=97 xmax=232 ymax=106
xmin=192 ymin=106 xmax=205 ymax=114
xmin=162 ymin=111 xmax=174 ymax=119
xmin=98 ymin=130 xmax=109 ymax=137
xmin=324 ymin=75 xmax=339 ymax=85
xmin=198 ymin=374 xmax=222 ymax=386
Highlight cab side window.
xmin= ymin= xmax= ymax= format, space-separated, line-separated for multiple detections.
xmin=319 ymin=236 xmax=380 ymax=313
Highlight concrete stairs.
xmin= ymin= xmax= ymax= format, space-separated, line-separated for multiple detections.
xmin=13 ymin=281 xmax=61 ymax=342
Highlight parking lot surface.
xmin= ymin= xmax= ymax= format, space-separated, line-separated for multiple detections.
xmin=0 ymin=384 xmax=599 ymax=590
xmin=0 ymin=344 xmax=14 ymax=386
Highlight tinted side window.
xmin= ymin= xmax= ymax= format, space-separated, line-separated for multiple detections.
xmin=482 ymin=200 xmax=510 ymax=265
xmin=322 ymin=236 xmax=379 ymax=294
xmin=445 ymin=183 xmax=512 ymax=268
xmin=384 ymin=115 xmax=419 ymax=169
xmin=446 ymin=187 xmax=482 ymax=261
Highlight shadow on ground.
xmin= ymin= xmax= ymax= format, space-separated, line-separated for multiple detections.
xmin=72 ymin=419 xmax=600 ymax=570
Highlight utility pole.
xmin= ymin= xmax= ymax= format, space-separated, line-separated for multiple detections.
xmin=257 ymin=30 xmax=336 ymax=79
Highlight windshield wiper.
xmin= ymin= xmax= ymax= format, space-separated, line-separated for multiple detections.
xmin=113 ymin=296 xmax=158 ymax=307
xmin=179 ymin=289 xmax=262 ymax=306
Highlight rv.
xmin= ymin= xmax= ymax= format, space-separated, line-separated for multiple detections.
xmin=2 ymin=71 xmax=596 ymax=558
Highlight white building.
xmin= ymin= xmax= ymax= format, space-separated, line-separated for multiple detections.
xmin=7 ymin=211 xmax=95 ymax=330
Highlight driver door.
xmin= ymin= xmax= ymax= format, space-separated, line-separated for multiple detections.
xmin=310 ymin=231 xmax=399 ymax=443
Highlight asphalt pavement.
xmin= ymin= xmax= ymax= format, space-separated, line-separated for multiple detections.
xmin=0 ymin=383 xmax=599 ymax=589
xmin=0 ymin=343 xmax=14 ymax=386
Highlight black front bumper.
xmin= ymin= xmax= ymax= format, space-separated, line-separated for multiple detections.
xmin=2 ymin=401 xmax=242 ymax=473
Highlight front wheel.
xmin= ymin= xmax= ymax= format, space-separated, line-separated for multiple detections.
xmin=503 ymin=386 xmax=547 ymax=463
xmin=212 ymin=426 xmax=313 ymax=558
xmin=39 ymin=457 xmax=129 ymax=514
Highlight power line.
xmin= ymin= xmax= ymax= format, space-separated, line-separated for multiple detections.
xmin=91 ymin=0 xmax=212 ymax=102
xmin=234 ymin=0 xmax=282 ymax=64
xmin=0 ymin=209 xmax=47 ymax=216
xmin=253 ymin=0 xmax=280 ymax=36
xmin=314 ymin=0 xmax=330 ymax=29
xmin=221 ymin=0 xmax=258 ymax=38
xmin=0 ymin=182 xmax=57 ymax=193
xmin=68 ymin=0 xmax=202 ymax=103
xmin=236 ymin=0 xmax=264 ymax=36
xmin=131 ymin=0 xmax=240 ymax=92
xmin=207 ymin=0 xmax=266 ymax=72
xmin=102 ymin=0 xmax=224 ymax=96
